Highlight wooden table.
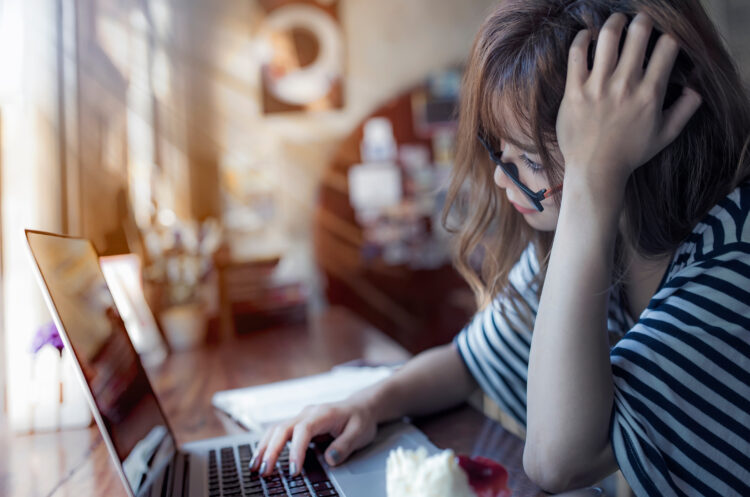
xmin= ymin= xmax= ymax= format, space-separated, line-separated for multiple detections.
xmin=0 ymin=307 xmax=566 ymax=497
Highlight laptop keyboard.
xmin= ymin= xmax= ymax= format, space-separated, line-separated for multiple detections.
xmin=208 ymin=444 xmax=339 ymax=497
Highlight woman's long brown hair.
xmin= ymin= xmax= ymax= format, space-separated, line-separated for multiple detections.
xmin=443 ymin=0 xmax=750 ymax=311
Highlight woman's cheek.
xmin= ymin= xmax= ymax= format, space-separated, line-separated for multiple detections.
xmin=540 ymin=204 xmax=560 ymax=231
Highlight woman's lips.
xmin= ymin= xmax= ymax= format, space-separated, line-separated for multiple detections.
xmin=510 ymin=201 xmax=537 ymax=214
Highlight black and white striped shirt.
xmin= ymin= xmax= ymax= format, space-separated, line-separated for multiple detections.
xmin=455 ymin=181 xmax=750 ymax=496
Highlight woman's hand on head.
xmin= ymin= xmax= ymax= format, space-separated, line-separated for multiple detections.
xmin=249 ymin=399 xmax=378 ymax=477
xmin=556 ymin=12 xmax=702 ymax=191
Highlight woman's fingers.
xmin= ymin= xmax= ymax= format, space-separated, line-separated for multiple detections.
xmin=287 ymin=420 xmax=317 ymax=476
xmin=643 ymin=33 xmax=681 ymax=96
xmin=251 ymin=403 xmax=378 ymax=478
xmin=250 ymin=427 xmax=276 ymax=471
xmin=259 ymin=423 xmax=295 ymax=475
xmin=558 ymin=10 xmax=696 ymax=179
xmin=288 ymin=408 xmax=343 ymax=476
xmin=323 ymin=416 xmax=374 ymax=467
xmin=614 ymin=13 xmax=653 ymax=80
xmin=567 ymin=29 xmax=592 ymax=88
xmin=659 ymin=86 xmax=702 ymax=147
xmin=591 ymin=13 xmax=628 ymax=81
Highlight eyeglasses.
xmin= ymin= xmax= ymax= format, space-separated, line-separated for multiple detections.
xmin=477 ymin=132 xmax=562 ymax=212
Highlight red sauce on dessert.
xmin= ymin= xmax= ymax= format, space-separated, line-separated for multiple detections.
xmin=456 ymin=455 xmax=511 ymax=497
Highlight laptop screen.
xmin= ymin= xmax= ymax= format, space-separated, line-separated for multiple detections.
xmin=26 ymin=231 xmax=176 ymax=496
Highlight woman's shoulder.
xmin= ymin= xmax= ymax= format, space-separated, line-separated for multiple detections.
xmin=485 ymin=242 xmax=542 ymax=311
xmin=507 ymin=243 xmax=541 ymax=292
xmin=691 ymin=180 xmax=750 ymax=251
xmin=664 ymin=181 xmax=750 ymax=277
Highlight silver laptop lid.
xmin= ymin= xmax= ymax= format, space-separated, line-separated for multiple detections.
xmin=26 ymin=230 xmax=176 ymax=497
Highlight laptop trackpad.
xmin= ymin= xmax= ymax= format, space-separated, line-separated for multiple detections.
xmin=327 ymin=421 xmax=438 ymax=495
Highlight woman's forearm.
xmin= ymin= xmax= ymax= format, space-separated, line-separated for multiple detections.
xmin=524 ymin=178 xmax=620 ymax=491
xmin=529 ymin=11 xmax=702 ymax=492
xmin=354 ymin=343 xmax=478 ymax=424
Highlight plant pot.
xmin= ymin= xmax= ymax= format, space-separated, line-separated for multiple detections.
xmin=160 ymin=303 xmax=207 ymax=351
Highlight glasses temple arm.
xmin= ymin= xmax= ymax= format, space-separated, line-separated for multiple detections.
xmin=542 ymin=183 xmax=563 ymax=199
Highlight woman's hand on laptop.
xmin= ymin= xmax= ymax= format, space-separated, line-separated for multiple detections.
xmin=250 ymin=395 xmax=379 ymax=477
xmin=250 ymin=344 xmax=478 ymax=477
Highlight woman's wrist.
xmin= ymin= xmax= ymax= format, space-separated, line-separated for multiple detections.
xmin=563 ymin=166 xmax=627 ymax=203
xmin=560 ymin=168 xmax=627 ymax=231
xmin=349 ymin=345 xmax=476 ymax=425
xmin=350 ymin=377 xmax=401 ymax=423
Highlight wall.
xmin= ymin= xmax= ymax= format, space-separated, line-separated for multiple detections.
xmin=3 ymin=0 xmax=750 ymax=411
xmin=28 ymin=0 xmax=750 ymax=287
xmin=703 ymin=0 xmax=750 ymax=84
xmin=76 ymin=0 xmax=500 ymax=299
xmin=0 ymin=0 xmax=499 ymax=421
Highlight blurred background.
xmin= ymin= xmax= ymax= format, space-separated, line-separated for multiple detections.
xmin=0 ymin=0 xmax=748 ymax=434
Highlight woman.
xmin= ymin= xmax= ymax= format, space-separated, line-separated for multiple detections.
xmin=251 ymin=1 xmax=750 ymax=494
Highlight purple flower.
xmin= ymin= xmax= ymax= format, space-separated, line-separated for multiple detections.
xmin=31 ymin=321 xmax=64 ymax=354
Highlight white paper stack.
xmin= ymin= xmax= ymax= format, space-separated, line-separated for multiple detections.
xmin=211 ymin=366 xmax=394 ymax=433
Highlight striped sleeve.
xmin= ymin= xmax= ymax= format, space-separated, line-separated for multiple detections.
xmin=610 ymin=186 xmax=750 ymax=497
xmin=454 ymin=244 xmax=539 ymax=427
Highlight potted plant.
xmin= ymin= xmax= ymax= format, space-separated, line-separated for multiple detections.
xmin=143 ymin=216 xmax=222 ymax=351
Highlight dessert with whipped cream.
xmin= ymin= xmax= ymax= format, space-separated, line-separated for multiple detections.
xmin=386 ymin=447 xmax=475 ymax=497
xmin=386 ymin=447 xmax=511 ymax=497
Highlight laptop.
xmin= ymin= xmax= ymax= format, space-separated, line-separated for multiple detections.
xmin=25 ymin=230 xmax=438 ymax=497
